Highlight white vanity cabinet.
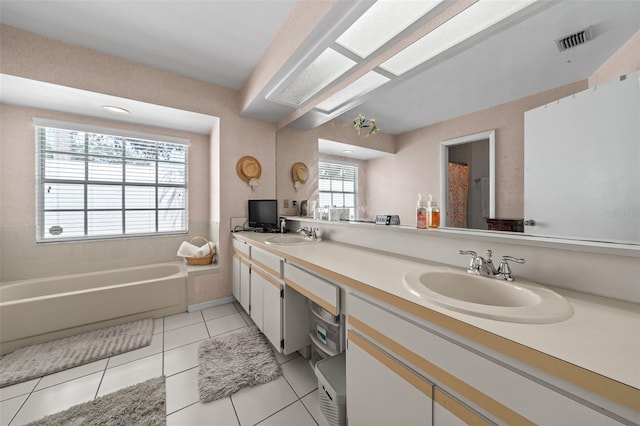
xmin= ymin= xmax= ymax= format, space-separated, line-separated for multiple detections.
xmin=347 ymin=329 xmax=433 ymax=425
xmin=231 ymin=239 xmax=251 ymax=311
xmin=284 ymin=263 xmax=340 ymax=316
xmin=347 ymin=293 xmax=624 ymax=426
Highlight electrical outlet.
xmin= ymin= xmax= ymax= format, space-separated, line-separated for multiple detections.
xmin=283 ymin=199 xmax=289 ymax=208
xmin=230 ymin=217 xmax=247 ymax=232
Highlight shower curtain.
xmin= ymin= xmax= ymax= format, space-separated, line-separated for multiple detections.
xmin=448 ymin=162 xmax=470 ymax=228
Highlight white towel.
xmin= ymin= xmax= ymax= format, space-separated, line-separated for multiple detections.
xmin=177 ymin=241 xmax=213 ymax=257
xmin=480 ymin=177 xmax=490 ymax=218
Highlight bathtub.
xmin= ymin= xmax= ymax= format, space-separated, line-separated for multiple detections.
xmin=0 ymin=262 xmax=187 ymax=354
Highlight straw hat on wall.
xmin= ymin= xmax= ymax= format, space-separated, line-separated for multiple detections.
xmin=237 ymin=156 xmax=261 ymax=188
xmin=292 ymin=162 xmax=308 ymax=190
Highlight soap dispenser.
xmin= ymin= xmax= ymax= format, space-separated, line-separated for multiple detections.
xmin=427 ymin=194 xmax=440 ymax=228
xmin=417 ymin=194 xmax=427 ymax=229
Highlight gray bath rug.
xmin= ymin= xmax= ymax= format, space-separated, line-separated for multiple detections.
xmin=198 ymin=326 xmax=281 ymax=402
xmin=0 ymin=318 xmax=154 ymax=388
xmin=26 ymin=376 xmax=165 ymax=426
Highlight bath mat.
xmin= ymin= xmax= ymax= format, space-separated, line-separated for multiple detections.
xmin=27 ymin=376 xmax=165 ymax=426
xmin=198 ymin=325 xmax=280 ymax=402
xmin=0 ymin=318 xmax=154 ymax=388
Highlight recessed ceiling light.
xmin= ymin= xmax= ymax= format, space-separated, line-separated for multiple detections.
xmin=102 ymin=105 xmax=130 ymax=115
xmin=315 ymin=71 xmax=390 ymax=113
xmin=380 ymin=0 xmax=539 ymax=75
xmin=336 ymin=0 xmax=444 ymax=59
xmin=343 ymin=149 xmax=354 ymax=154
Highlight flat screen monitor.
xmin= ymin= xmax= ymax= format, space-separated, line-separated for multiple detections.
xmin=248 ymin=199 xmax=279 ymax=232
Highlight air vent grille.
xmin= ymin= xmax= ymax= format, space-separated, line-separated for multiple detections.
xmin=555 ymin=28 xmax=592 ymax=52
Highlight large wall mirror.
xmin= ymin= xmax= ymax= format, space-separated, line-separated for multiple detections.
xmin=276 ymin=2 xmax=639 ymax=246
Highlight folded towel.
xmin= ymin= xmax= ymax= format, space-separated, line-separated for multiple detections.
xmin=177 ymin=242 xmax=199 ymax=257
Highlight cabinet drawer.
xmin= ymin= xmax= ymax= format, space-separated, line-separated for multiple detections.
xmin=284 ymin=263 xmax=339 ymax=315
xmin=348 ymin=294 xmax=621 ymax=426
xmin=252 ymin=247 xmax=283 ymax=278
xmin=232 ymin=239 xmax=250 ymax=259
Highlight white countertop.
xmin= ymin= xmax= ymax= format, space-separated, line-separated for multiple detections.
xmin=234 ymin=232 xmax=640 ymax=392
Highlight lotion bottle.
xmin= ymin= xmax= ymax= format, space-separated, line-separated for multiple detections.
xmin=427 ymin=194 xmax=441 ymax=228
xmin=417 ymin=194 xmax=427 ymax=229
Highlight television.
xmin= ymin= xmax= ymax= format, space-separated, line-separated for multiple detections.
xmin=248 ymin=199 xmax=279 ymax=232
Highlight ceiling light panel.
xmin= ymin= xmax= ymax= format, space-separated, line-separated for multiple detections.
xmin=381 ymin=0 xmax=539 ymax=75
xmin=336 ymin=0 xmax=444 ymax=59
xmin=315 ymin=71 xmax=390 ymax=113
xmin=274 ymin=48 xmax=357 ymax=106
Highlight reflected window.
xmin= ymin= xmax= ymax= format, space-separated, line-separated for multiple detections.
xmin=318 ymin=161 xmax=357 ymax=219
xmin=35 ymin=120 xmax=188 ymax=242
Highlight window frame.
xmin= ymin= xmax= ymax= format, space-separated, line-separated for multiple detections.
xmin=318 ymin=160 xmax=358 ymax=219
xmin=34 ymin=118 xmax=189 ymax=243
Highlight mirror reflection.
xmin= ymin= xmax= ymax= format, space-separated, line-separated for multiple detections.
xmin=276 ymin=2 xmax=639 ymax=245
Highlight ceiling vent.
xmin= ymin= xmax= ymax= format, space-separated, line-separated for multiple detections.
xmin=555 ymin=28 xmax=592 ymax=52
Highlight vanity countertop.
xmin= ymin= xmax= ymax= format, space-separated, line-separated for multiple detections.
xmin=232 ymin=232 xmax=640 ymax=406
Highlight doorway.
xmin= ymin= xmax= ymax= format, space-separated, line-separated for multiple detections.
xmin=440 ymin=130 xmax=495 ymax=230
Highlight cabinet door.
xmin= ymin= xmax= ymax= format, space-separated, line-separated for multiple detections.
xmin=231 ymin=255 xmax=241 ymax=302
xmin=433 ymin=388 xmax=491 ymax=426
xmin=261 ymin=270 xmax=283 ymax=351
xmin=347 ymin=331 xmax=432 ymax=426
xmin=239 ymin=259 xmax=251 ymax=313
xmin=282 ymin=285 xmax=310 ymax=355
xmin=250 ymin=268 xmax=264 ymax=330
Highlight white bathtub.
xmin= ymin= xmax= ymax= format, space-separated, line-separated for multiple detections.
xmin=0 ymin=262 xmax=187 ymax=354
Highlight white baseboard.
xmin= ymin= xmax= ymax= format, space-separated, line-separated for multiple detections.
xmin=188 ymin=296 xmax=236 ymax=312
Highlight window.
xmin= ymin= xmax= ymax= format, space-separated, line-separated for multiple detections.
xmin=35 ymin=119 xmax=188 ymax=242
xmin=318 ymin=161 xmax=357 ymax=219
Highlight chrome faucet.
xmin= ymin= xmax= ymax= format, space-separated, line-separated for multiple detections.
xmin=459 ymin=250 xmax=525 ymax=281
xmin=297 ymin=226 xmax=320 ymax=239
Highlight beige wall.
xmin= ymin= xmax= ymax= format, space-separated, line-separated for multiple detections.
xmin=589 ymin=31 xmax=640 ymax=87
xmin=0 ymin=26 xmax=277 ymax=303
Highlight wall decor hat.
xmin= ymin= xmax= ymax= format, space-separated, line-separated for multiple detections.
xmin=236 ymin=156 xmax=261 ymax=188
xmin=292 ymin=162 xmax=309 ymax=190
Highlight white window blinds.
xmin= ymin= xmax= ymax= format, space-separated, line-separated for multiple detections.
xmin=318 ymin=161 xmax=357 ymax=218
xmin=35 ymin=119 xmax=188 ymax=242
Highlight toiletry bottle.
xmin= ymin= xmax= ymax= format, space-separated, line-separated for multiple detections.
xmin=417 ymin=194 xmax=427 ymax=229
xmin=427 ymin=195 xmax=441 ymax=228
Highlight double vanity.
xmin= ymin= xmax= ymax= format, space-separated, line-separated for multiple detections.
xmin=232 ymin=228 xmax=639 ymax=425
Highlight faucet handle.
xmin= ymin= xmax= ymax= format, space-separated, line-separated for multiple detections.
xmin=459 ymin=250 xmax=478 ymax=272
xmin=498 ymin=256 xmax=525 ymax=281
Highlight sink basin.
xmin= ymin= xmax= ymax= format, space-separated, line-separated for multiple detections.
xmin=402 ymin=270 xmax=572 ymax=323
xmin=265 ymin=235 xmax=320 ymax=246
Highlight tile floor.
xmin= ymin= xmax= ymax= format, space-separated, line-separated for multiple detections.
xmin=0 ymin=302 xmax=330 ymax=426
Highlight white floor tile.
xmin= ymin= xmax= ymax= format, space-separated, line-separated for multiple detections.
xmin=231 ymin=376 xmax=298 ymax=426
xmin=10 ymin=372 xmax=102 ymax=425
xmin=238 ymin=310 xmax=252 ymax=325
xmin=35 ymin=359 xmax=108 ymax=391
xmin=0 ymin=378 xmax=39 ymax=402
xmin=205 ymin=313 xmax=248 ymax=337
xmin=301 ymin=389 xmax=330 ymax=426
xmin=164 ymin=311 xmax=204 ymax=331
xmin=164 ymin=322 xmax=209 ymax=351
xmin=164 ymin=340 xmax=202 ymax=377
xmin=165 ymin=367 xmax=200 ymax=415
xmin=257 ymin=400 xmax=317 ymax=426
xmin=167 ymin=397 xmax=239 ymax=426
xmin=202 ymin=303 xmax=238 ymax=321
xmin=153 ymin=318 xmax=164 ymax=334
xmin=281 ymin=356 xmax=318 ymax=398
xmin=97 ymin=353 xmax=162 ymax=397
xmin=0 ymin=394 xmax=28 ymax=426
xmin=107 ymin=332 xmax=163 ymax=368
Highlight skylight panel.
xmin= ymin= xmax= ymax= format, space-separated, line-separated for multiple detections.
xmin=274 ymin=48 xmax=357 ymax=106
xmin=336 ymin=0 xmax=443 ymax=59
xmin=380 ymin=0 xmax=539 ymax=75
xmin=315 ymin=71 xmax=390 ymax=113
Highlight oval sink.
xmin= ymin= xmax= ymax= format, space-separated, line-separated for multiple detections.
xmin=265 ymin=235 xmax=319 ymax=246
xmin=403 ymin=270 xmax=572 ymax=324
